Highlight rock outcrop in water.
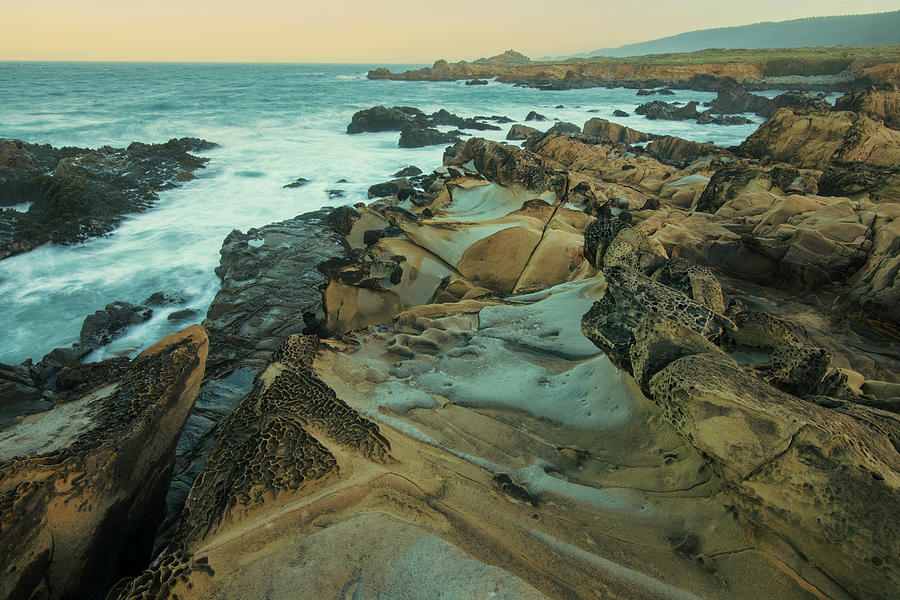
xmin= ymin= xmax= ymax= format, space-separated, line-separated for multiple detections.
xmin=0 ymin=137 xmax=215 ymax=260
xmin=346 ymin=106 xmax=504 ymax=147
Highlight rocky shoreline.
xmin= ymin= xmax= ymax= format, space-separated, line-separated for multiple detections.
xmin=368 ymin=48 xmax=900 ymax=93
xmin=1 ymin=84 xmax=899 ymax=599
xmin=0 ymin=137 xmax=215 ymax=260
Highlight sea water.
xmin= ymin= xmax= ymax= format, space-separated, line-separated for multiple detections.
xmin=0 ymin=62 xmax=766 ymax=363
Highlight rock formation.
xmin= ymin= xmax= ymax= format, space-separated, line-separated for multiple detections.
xmin=0 ymin=138 xmax=215 ymax=260
xmin=0 ymin=326 xmax=207 ymax=600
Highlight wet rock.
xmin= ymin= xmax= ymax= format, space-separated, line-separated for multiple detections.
xmin=80 ymin=301 xmax=153 ymax=349
xmin=203 ymin=208 xmax=350 ymax=379
xmin=465 ymin=78 xmax=489 ymax=85
xmin=144 ymin=291 xmax=186 ymax=307
xmin=283 ymin=177 xmax=310 ymax=189
xmin=167 ymin=308 xmax=200 ymax=321
xmin=545 ymin=121 xmax=581 ymax=136
xmin=398 ymin=125 xmax=462 ymax=148
xmin=346 ymin=105 xmax=427 ymax=134
xmin=0 ymin=326 xmax=207 ymax=600
xmin=635 ymin=100 xmax=699 ymax=121
xmin=612 ymin=109 xmax=629 ymax=117
xmin=506 ymin=124 xmax=540 ymax=140
xmin=525 ymin=111 xmax=547 ymax=121
xmin=393 ymin=165 xmax=422 ymax=177
xmin=326 ymin=189 xmax=344 ymax=199
xmin=696 ymin=110 xmax=754 ymax=125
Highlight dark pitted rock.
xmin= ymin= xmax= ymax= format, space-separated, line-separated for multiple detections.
xmin=834 ymin=87 xmax=900 ymax=130
xmin=55 ymin=356 xmax=131 ymax=393
xmin=0 ymin=137 xmax=213 ymax=260
xmin=525 ymin=111 xmax=547 ymax=122
xmin=0 ymin=326 xmax=207 ymax=600
xmin=583 ymin=215 xmax=631 ymax=268
xmin=651 ymin=258 xmax=726 ymax=313
xmin=629 ymin=312 xmax=734 ymax=392
xmin=635 ymin=100 xmax=699 ymax=121
xmin=506 ymin=124 xmax=540 ymax=140
xmin=174 ymin=335 xmax=390 ymax=548
xmin=647 ymin=352 xmax=899 ymax=600
xmin=545 ymin=121 xmax=581 ymax=136
xmin=581 ymin=266 xmax=725 ymax=370
xmin=392 ymin=165 xmax=422 ymax=177
xmin=582 ymin=118 xmax=656 ymax=145
xmin=398 ymin=125 xmax=462 ymax=148
xmin=203 ymin=208 xmax=350 ymax=380
xmin=602 ymin=226 xmax=667 ymax=275
xmin=80 ymin=301 xmax=153 ymax=349
xmin=325 ymin=206 xmax=360 ymax=236
xmin=283 ymin=177 xmax=309 ymax=189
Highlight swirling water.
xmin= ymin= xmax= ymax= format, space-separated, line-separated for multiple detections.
xmin=0 ymin=62 xmax=769 ymax=363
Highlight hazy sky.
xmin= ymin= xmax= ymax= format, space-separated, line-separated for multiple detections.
xmin=2 ymin=0 xmax=898 ymax=63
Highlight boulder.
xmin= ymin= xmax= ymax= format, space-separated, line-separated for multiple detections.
xmin=544 ymin=122 xmax=581 ymax=136
xmin=582 ymin=118 xmax=655 ymax=144
xmin=525 ymin=111 xmax=547 ymax=121
xmin=346 ymin=105 xmax=426 ymax=134
xmin=506 ymin=124 xmax=539 ymax=140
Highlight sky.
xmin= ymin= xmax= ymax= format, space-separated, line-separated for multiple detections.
xmin=2 ymin=0 xmax=898 ymax=63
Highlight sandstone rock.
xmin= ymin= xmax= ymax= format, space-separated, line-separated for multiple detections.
xmin=834 ymin=86 xmax=900 ymax=129
xmin=544 ymin=121 xmax=580 ymax=136
xmin=648 ymin=353 xmax=899 ymax=600
xmin=602 ymin=226 xmax=667 ymax=275
xmin=581 ymin=118 xmax=656 ymax=144
xmin=581 ymin=266 xmax=725 ymax=370
xmin=818 ymin=161 xmax=900 ymax=202
xmin=506 ymin=124 xmax=539 ymax=140
xmin=0 ymin=326 xmax=207 ymax=600
xmin=643 ymin=136 xmax=719 ymax=167
xmin=739 ymin=109 xmax=900 ymax=169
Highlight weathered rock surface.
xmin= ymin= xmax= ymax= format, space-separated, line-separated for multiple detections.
xmin=582 ymin=118 xmax=658 ymax=144
xmin=0 ymin=325 xmax=207 ymax=600
xmin=834 ymin=86 xmax=900 ymax=129
xmin=739 ymin=109 xmax=900 ymax=169
xmin=0 ymin=137 xmax=215 ymax=260
xmin=636 ymin=100 xmax=700 ymax=121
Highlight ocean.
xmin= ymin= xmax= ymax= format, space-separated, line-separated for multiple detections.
xmin=0 ymin=62 xmax=769 ymax=364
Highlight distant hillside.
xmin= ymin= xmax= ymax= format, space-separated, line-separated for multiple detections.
xmin=581 ymin=11 xmax=900 ymax=58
